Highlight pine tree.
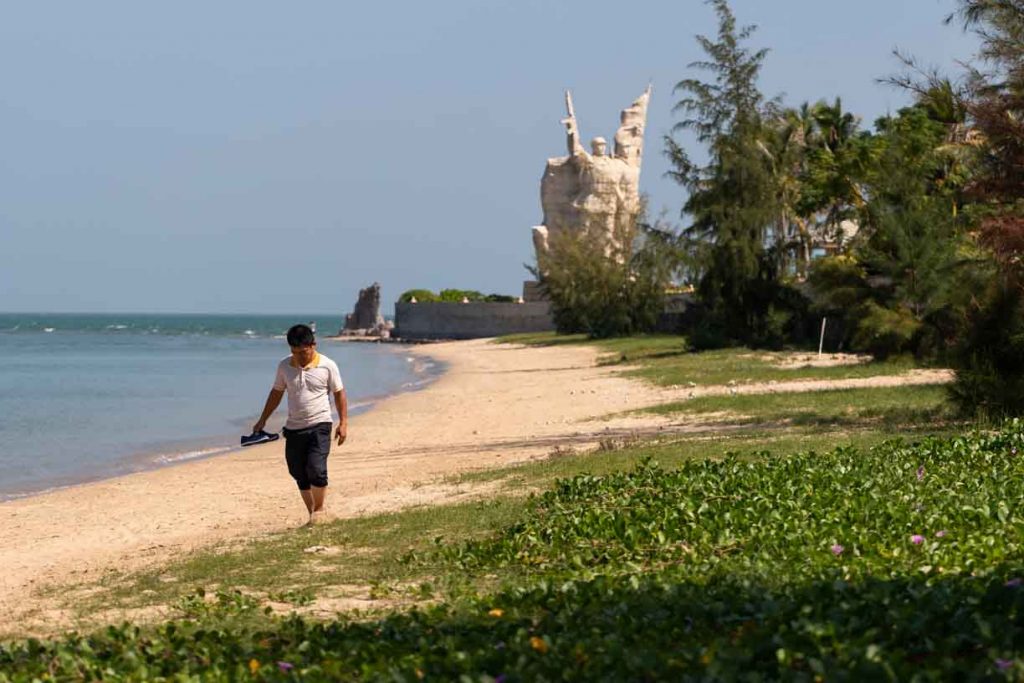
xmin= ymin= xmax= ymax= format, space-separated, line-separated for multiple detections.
xmin=666 ymin=0 xmax=791 ymax=347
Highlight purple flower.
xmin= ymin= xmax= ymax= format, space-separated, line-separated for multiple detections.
xmin=495 ymin=676 xmax=508 ymax=683
xmin=935 ymin=530 xmax=947 ymax=538
xmin=916 ymin=465 xmax=925 ymax=481
xmin=1006 ymin=578 xmax=1023 ymax=588
xmin=830 ymin=544 xmax=844 ymax=556
xmin=910 ymin=535 xmax=925 ymax=545
xmin=277 ymin=662 xmax=294 ymax=672
xmin=1012 ymin=447 xmax=1018 ymax=456
xmin=996 ymin=658 xmax=1013 ymax=671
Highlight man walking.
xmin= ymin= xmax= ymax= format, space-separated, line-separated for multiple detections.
xmin=253 ymin=323 xmax=347 ymax=525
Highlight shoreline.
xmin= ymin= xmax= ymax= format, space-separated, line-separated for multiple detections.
xmin=0 ymin=339 xmax=673 ymax=634
xmin=0 ymin=342 xmax=446 ymax=505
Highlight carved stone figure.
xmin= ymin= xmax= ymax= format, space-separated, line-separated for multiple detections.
xmin=341 ymin=282 xmax=385 ymax=334
xmin=532 ymin=86 xmax=651 ymax=265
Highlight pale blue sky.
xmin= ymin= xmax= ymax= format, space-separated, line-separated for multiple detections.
xmin=0 ymin=1 xmax=978 ymax=314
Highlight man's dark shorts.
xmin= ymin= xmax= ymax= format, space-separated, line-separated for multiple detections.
xmin=283 ymin=422 xmax=331 ymax=490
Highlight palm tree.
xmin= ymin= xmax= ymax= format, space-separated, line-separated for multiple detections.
xmin=812 ymin=97 xmax=859 ymax=153
xmin=802 ymin=98 xmax=868 ymax=250
xmin=760 ymin=104 xmax=817 ymax=274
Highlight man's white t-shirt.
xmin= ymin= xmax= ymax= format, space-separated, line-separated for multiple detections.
xmin=272 ymin=352 xmax=344 ymax=430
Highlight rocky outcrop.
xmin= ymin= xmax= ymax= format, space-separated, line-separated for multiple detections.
xmin=340 ymin=283 xmax=392 ymax=337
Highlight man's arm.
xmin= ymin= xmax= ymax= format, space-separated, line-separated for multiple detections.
xmin=253 ymin=388 xmax=284 ymax=433
xmin=333 ymin=389 xmax=348 ymax=446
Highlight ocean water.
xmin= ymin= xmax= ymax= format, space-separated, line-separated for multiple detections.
xmin=0 ymin=314 xmax=440 ymax=501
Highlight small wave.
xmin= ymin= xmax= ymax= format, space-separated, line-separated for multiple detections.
xmin=408 ymin=360 xmax=435 ymax=375
xmin=0 ymin=482 xmax=74 ymax=503
xmin=243 ymin=329 xmax=256 ymax=336
xmin=403 ymin=356 xmax=436 ymax=374
xmin=152 ymin=445 xmax=235 ymax=465
xmin=106 ymin=324 xmax=129 ymax=330
xmin=43 ymin=327 xmax=55 ymax=333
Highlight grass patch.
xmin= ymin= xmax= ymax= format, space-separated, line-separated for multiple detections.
xmin=67 ymin=498 xmax=524 ymax=622
xmin=497 ymin=332 xmax=927 ymax=386
xmin=646 ymin=384 xmax=952 ymax=426
xmin=618 ymin=346 xmax=920 ymax=387
xmin=452 ymin=423 xmax=955 ymax=488
xmin=494 ymin=331 xmax=589 ymax=346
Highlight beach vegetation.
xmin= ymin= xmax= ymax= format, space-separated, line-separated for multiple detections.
xmin=4 ymin=424 xmax=1022 ymax=679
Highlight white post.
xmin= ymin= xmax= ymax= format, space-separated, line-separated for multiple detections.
xmin=818 ymin=317 xmax=827 ymax=356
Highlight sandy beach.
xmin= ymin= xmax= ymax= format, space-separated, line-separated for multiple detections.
xmin=0 ymin=339 xmax=953 ymax=634
xmin=0 ymin=339 xmax=673 ymax=633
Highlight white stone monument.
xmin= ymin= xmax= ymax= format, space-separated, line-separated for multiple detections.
xmin=525 ymin=86 xmax=651 ymax=301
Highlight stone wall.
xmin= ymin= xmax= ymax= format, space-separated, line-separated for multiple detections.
xmin=393 ymin=302 xmax=555 ymax=340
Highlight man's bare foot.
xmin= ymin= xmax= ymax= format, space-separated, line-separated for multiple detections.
xmin=308 ymin=510 xmax=326 ymax=526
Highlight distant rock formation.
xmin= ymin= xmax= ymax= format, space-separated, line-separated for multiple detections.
xmin=340 ymin=282 xmax=392 ymax=338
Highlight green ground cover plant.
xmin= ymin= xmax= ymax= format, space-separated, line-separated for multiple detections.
xmin=452 ymin=425 xmax=952 ymax=488
xmin=4 ymin=425 xmax=1022 ymax=680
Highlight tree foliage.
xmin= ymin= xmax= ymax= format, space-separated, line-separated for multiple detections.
xmin=535 ymin=216 xmax=675 ymax=338
xmin=397 ymin=289 xmax=515 ymax=303
xmin=806 ymin=101 xmax=980 ymax=359
xmin=666 ymin=0 xmax=806 ymax=348
xmin=943 ymin=0 xmax=1024 ymax=414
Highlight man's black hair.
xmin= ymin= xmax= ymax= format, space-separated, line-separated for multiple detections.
xmin=287 ymin=324 xmax=316 ymax=347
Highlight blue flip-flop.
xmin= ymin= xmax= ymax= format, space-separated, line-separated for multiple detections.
xmin=240 ymin=430 xmax=281 ymax=447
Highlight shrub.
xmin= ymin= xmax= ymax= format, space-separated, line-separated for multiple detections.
xmin=850 ymin=301 xmax=921 ymax=359
xmin=536 ymin=219 xmax=676 ymax=338
xmin=438 ymin=289 xmax=485 ymax=302
xmin=398 ymin=289 xmax=438 ymax=303
xmin=949 ymin=280 xmax=1024 ymax=418
xmin=398 ymin=290 xmax=516 ymax=304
